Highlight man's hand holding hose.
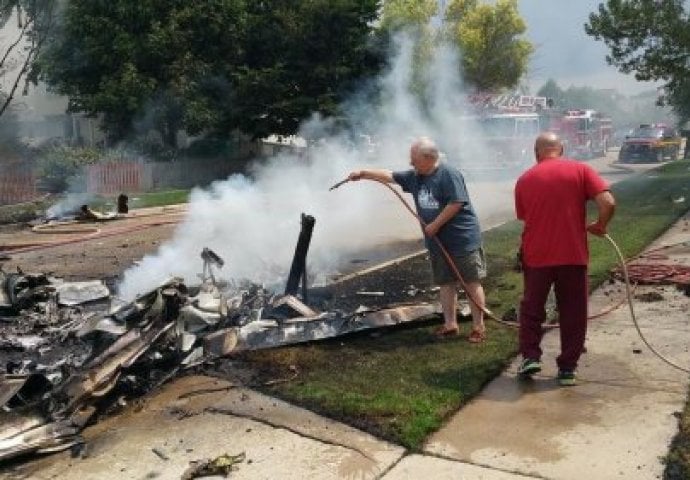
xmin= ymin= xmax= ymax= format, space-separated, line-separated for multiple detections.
xmin=587 ymin=190 xmax=616 ymax=236
xmin=345 ymin=169 xmax=395 ymax=184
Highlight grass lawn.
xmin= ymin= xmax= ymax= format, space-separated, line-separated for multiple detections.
xmin=0 ymin=189 xmax=190 ymax=225
xmin=127 ymin=189 xmax=189 ymax=208
xmin=237 ymin=160 xmax=690 ymax=450
xmin=666 ymin=385 xmax=690 ymax=480
xmin=89 ymin=189 xmax=190 ymax=210
xmin=0 ymin=197 xmax=52 ymax=224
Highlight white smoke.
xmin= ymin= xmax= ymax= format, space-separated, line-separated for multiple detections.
xmin=46 ymin=192 xmax=94 ymax=219
xmin=117 ymin=33 xmax=515 ymax=300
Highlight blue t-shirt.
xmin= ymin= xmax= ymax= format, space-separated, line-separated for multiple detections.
xmin=393 ymin=163 xmax=481 ymax=255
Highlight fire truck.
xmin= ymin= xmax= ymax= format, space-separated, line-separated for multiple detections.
xmin=459 ymin=95 xmax=614 ymax=176
xmin=462 ymin=94 xmax=548 ymax=173
xmin=548 ymin=109 xmax=613 ymax=159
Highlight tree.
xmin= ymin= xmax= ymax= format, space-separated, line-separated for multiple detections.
xmin=585 ymin=0 xmax=690 ymax=123
xmin=379 ymin=0 xmax=437 ymax=31
xmin=34 ymin=0 xmax=382 ymax=147
xmin=0 ymin=0 xmax=55 ymax=117
xmin=536 ymin=78 xmax=564 ymax=105
xmin=379 ymin=0 xmax=533 ymax=92
xmin=229 ymin=0 xmax=382 ymax=139
xmin=34 ymin=1 xmax=248 ymax=147
xmin=446 ymin=0 xmax=532 ymax=91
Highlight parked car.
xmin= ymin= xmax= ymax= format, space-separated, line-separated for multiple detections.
xmin=618 ymin=124 xmax=682 ymax=163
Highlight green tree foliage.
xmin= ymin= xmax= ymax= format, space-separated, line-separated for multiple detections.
xmin=380 ymin=0 xmax=532 ymax=92
xmin=36 ymin=146 xmax=99 ymax=192
xmin=34 ymin=0 xmax=381 ymax=146
xmin=231 ymin=0 xmax=382 ymax=139
xmin=35 ymin=1 xmax=248 ymax=146
xmin=378 ymin=0 xmax=438 ymax=98
xmin=446 ymin=0 xmax=532 ymax=91
xmin=536 ymin=79 xmax=562 ymax=104
xmin=585 ymin=0 xmax=690 ymax=123
xmin=379 ymin=0 xmax=437 ymax=31
xmin=444 ymin=0 xmax=477 ymax=24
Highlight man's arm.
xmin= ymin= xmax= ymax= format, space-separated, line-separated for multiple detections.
xmin=514 ymin=181 xmax=524 ymax=220
xmin=348 ymin=169 xmax=394 ymax=183
xmin=425 ymin=202 xmax=462 ymax=237
xmin=587 ymin=190 xmax=616 ymax=236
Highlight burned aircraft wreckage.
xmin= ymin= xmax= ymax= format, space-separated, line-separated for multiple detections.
xmin=0 ymin=214 xmax=439 ymax=462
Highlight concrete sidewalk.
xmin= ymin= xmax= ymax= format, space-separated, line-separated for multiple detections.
xmin=426 ymin=212 xmax=690 ymax=479
xmin=5 ymin=215 xmax=689 ymax=480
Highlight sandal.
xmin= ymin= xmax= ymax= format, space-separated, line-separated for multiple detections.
xmin=468 ymin=328 xmax=486 ymax=344
xmin=434 ymin=325 xmax=460 ymax=337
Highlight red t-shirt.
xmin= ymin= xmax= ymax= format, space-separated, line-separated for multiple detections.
xmin=515 ymin=158 xmax=609 ymax=267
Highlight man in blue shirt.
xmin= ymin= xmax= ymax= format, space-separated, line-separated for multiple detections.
xmin=347 ymin=137 xmax=487 ymax=342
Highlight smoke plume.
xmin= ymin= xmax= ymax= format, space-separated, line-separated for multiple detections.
xmin=117 ymin=33 xmax=512 ymax=300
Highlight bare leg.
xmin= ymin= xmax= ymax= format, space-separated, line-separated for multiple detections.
xmin=439 ymin=283 xmax=459 ymax=330
xmin=465 ymin=281 xmax=485 ymax=332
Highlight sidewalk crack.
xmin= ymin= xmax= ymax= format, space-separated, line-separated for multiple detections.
xmin=205 ymin=406 xmax=376 ymax=462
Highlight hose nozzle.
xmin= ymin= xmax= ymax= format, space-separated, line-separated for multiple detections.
xmin=329 ymin=178 xmax=350 ymax=191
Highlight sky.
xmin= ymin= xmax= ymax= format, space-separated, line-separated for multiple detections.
xmin=517 ymin=0 xmax=661 ymax=95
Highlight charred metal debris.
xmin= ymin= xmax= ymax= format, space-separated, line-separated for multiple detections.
xmin=0 ymin=214 xmax=440 ymax=462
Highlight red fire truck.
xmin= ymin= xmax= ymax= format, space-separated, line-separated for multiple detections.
xmin=548 ymin=109 xmax=613 ymax=159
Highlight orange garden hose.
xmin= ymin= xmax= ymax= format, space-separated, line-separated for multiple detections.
xmin=604 ymin=234 xmax=689 ymax=374
xmin=340 ymin=177 xmax=689 ymax=372
xmin=345 ymin=178 xmax=521 ymax=329
xmin=338 ymin=177 xmax=646 ymax=331
xmin=1 ymin=219 xmax=180 ymax=254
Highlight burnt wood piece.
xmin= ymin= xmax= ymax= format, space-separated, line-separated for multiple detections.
xmin=285 ymin=214 xmax=315 ymax=299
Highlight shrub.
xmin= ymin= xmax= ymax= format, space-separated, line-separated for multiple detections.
xmin=36 ymin=147 xmax=100 ymax=193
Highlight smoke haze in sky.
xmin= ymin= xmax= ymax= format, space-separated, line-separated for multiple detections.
xmin=517 ymin=0 xmax=662 ymax=94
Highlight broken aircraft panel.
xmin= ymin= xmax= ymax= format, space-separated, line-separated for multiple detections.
xmin=0 ymin=247 xmax=442 ymax=463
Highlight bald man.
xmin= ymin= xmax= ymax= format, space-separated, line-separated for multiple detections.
xmin=348 ymin=137 xmax=487 ymax=342
xmin=514 ymin=132 xmax=615 ymax=386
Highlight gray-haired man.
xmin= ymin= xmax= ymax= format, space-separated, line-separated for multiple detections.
xmin=348 ymin=137 xmax=487 ymax=342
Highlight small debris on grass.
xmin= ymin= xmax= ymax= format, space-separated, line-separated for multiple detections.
xmin=152 ymin=447 xmax=170 ymax=461
xmin=406 ymin=286 xmax=419 ymax=296
xmin=501 ymin=307 xmax=517 ymax=323
xmin=634 ymin=292 xmax=664 ymax=302
xmin=679 ymin=284 xmax=690 ymax=297
xmin=181 ymin=452 xmax=245 ymax=479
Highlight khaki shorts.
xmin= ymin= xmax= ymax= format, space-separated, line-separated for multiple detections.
xmin=430 ymin=247 xmax=487 ymax=285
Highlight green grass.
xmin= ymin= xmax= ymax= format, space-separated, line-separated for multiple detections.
xmin=666 ymin=385 xmax=690 ymax=480
xmin=240 ymin=160 xmax=690 ymax=450
xmin=90 ymin=189 xmax=190 ymax=210
xmin=0 ymin=198 xmax=52 ymax=224
xmin=0 ymin=189 xmax=190 ymax=224
xmin=127 ymin=189 xmax=189 ymax=208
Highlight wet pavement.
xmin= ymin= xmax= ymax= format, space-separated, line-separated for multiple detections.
xmin=425 ymin=211 xmax=690 ymax=479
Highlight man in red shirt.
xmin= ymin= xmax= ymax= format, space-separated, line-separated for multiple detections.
xmin=514 ymin=132 xmax=615 ymax=386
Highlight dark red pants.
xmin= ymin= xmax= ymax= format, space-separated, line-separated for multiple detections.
xmin=519 ymin=265 xmax=588 ymax=371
